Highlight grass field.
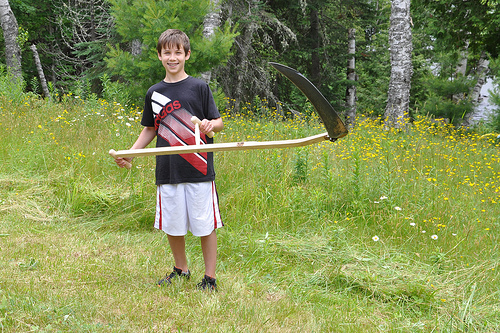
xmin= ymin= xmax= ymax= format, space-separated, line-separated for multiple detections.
xmin=0 ymin=89 xmax=499 ymax=332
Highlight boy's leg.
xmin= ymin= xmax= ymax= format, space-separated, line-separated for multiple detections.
xmin=200 ymin=230 xmax=217 ymax=278
xmin=157 ymin=235 xmax=190 ymax=286
xmin=167 ymin=235 xmax=189 ymax=272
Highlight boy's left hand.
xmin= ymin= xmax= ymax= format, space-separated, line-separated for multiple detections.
xmin=199 ymin=119 xmax=214 ymax=135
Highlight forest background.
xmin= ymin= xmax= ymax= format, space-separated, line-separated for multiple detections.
xmin=2 ymin=0 xmax=500 ymax=130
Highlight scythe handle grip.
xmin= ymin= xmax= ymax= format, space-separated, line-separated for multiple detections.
xmin=191 ymin=116 xmax=214 ymax=138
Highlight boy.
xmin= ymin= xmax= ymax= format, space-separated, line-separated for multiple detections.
xmin=114 ymin=29 xmax=224 ymax=291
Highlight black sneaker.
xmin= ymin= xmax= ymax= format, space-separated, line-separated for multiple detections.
xmin=157 ymin=266 xmax=191 ymax=286
xmin=197 ymin=275 xmax=217 ymax=291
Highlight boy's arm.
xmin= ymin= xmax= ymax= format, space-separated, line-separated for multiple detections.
xmin=199 ymin=117 xmax=223 ymax=135
xmin=130 ymin=126 xmax=157 ymax=149
xmin=114 ymin=126 xmax=156 ymax=168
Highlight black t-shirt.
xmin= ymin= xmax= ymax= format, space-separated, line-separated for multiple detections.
xmin=141 ymin=76 xmax=221 ymax=184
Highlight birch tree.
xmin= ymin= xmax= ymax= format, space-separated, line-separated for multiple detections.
xmin=385 ymin=0 xmax=412 ymax=129
xmin=452 ymin=40 xmax=469 ymax=103
xmin=30 ymin=44 xmax=51 ymax=99
xmin=345 ymin=28 xmax=357 ymax=128
xmin=462 ymin=50 xmax=490 ymax=126
xmin=0 ymin=0 xmax=22 ymax=81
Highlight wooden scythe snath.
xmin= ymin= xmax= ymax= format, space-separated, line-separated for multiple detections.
xmin=109 ymin=63 xmax=348 ymax=169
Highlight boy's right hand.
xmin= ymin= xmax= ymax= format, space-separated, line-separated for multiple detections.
xmin=109 ymin=127 xmax=155 ymax=170
xmin=114 ymin=157 xmax=133 ymax=169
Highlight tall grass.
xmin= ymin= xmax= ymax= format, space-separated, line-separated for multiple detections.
xmin=0 ymin=89 xmax=499 ymax=332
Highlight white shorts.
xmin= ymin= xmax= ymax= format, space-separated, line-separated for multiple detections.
xmin=155 ymin=181 xmax=223 ymax=237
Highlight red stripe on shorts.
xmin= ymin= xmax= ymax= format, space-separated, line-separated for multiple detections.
xmin=158 ymin=188 xmax=162 ymax=230
xmin=212 ymin=182 xmax=218 ymax=229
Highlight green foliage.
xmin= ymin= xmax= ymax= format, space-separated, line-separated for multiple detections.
xmin=415 ymin=73 xmax=474 ymax=124
xmin=216 ymin=0 xmax=380 ymax=116
xmin=5 ymin=0 xmax=500 ymax=134
xmin=292 ymin=148 xmax=308 ymax=184
xmin=426 ymin=76 xmax=471 ymax=98
xmin=73 ymin=77 xmax=93 ymax=101
xmin=419 ymin=96 xmax=473 ymax=124
xmin=106 ymin=0 xmax=238 ymax=103
xmin=29 ymin=76 xmax=39 ymax=95
xmin=414 ymin=0 xmax=500 ymax=58
xmin=100 ymin=74 xmax=131 ymax=105
xmin=16 ymin=26 xmax=29 ymax=50
xmin=411 ymin=0 xmax=500 ymax=126
xmin=488 ymin=97 xmax=500 ymax=133
xmin=410 ymin=26 xmax=476 ymax=124
xmin=356 ymin=29 xmax=390 ymax=116
xmin=0 ymin=65 xmax=26 ymax=103
xmin=9 ymin=0 xmax=118 ymax=95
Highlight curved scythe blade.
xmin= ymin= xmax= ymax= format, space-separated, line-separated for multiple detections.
xmin=270 ymin=62 xmax=348 ymax=141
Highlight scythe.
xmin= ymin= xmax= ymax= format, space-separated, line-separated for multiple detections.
xmin=109 ymin=63 xmax=348 ymax=169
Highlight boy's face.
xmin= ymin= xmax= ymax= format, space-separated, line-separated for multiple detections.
xmin=158 ymin=44 xmax=191 ymax=78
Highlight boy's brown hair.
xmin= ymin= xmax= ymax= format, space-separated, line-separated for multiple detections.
xmin=156 ymin=29 xmax=191 ymax=54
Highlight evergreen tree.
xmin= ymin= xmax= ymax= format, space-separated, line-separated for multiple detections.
xmin=354 ymin=0 xmax=391 ymax=117
xmin=106 ymin=0 xmax=237 ymax=103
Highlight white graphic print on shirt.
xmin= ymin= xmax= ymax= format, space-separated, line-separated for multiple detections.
xmin=152 ymin=91 xmax=208 ymax=175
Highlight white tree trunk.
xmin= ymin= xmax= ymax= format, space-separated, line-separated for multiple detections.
xmin=453 ymin=40 xmax=469 ymax=103
xmin=0 ymin=0 xmax=22 ymax=81
xmin=30 ymin=44 xmax=51 ymax=99
xmin=345 ymin=28 xmax=357 ymax=128
xmin=130 ymin=39 xmax=142 ymax=56
xmin=455 ymin=40 xmax=469 ymax=78
xmin=200 ymin=0 xmax=221 ymax=84
xmin=385 ymin=0 xmax=413 ymax=129
xmin=463 ymin=50 xmax=490 ymax=126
